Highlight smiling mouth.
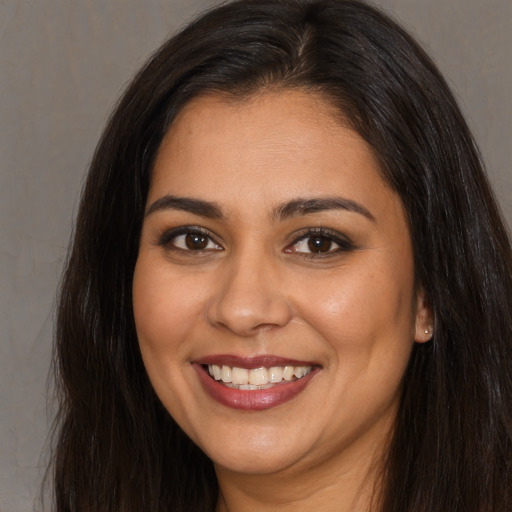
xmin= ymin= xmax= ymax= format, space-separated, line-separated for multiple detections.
xmin=194 ymin=358 xmax=320 ymax=410
xmin=206 ymin=364 xmax=313 ymax=390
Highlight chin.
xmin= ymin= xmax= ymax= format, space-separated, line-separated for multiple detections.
xmin=186 ymin=418 xmax=313 ymax=476
xmin=206 ymin=441 xmax=304 ymax=475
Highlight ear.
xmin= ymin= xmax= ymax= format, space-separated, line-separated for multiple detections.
xmin=414 ymin=288 xmax=434 ymax=343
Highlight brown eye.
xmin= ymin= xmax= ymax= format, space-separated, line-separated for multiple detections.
xmin=286 ymin=229 xmax=353 ymax=257
xmin=307 ymin=236 xmax=333 ymax=253
xmin=159 ymin=228 xmax=223 ymax=252
xmin=185 ymin=233 xmax=208 ymax=250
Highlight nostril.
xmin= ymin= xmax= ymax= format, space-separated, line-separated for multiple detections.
xmin=206 ymin=290 xmax=293 ymax=336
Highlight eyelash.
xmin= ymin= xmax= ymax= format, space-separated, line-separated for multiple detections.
xmin=157 ymin=226 xmax=223 ymax=253
xmin=285 ymin=228 xmax=354 ymax=257
xmin=156 ymin=226 xmax=354 ymax=257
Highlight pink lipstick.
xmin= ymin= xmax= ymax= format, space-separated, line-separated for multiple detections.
xmin=192 ymin=355 xmax=320 ymax=411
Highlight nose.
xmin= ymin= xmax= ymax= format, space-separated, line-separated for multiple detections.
xmin=206 ymin=252 xmax=293 ymax=337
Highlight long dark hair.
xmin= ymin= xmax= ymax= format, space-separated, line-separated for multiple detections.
xmin=51 ymin=1 xmax=512 ymax=510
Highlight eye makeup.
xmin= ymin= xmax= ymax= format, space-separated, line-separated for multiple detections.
xmin=285 ymin=227 xmax=355 ymax=258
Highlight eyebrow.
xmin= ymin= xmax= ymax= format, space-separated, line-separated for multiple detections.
xmin=273 ymin=197 xmax=376 ymax=222
xmin=145 ymin=195 xmax=224 ymax=218
xmin=145 ymin=194 xmax=375 ymax=222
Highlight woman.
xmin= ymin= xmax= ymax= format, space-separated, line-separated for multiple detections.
xmin=52 ymin=0 xmax=512 ymax=511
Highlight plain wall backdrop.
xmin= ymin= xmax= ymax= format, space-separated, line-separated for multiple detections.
xmin=0 ymin=1 xmax=510 ymax=510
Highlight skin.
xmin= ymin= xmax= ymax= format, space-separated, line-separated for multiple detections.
xmin=132 ymin=90 xmax=432 ymax=512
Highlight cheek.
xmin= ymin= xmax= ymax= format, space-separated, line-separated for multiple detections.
xmin=132 ymin=258 xmax=203 ymax=362
xmin=294 ymin=261 xmax=415 ymax=357
xmin=132 ymin=258 xmax=207 ymax=429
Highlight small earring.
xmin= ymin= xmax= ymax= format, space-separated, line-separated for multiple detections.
xmin=424 ymin=328 xmax=430 ymax=334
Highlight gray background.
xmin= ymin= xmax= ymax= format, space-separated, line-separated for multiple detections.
xmin=0 ymin=1 xmax=510 ymax=510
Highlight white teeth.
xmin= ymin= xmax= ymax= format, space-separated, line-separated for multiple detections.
xmin=221 ymin=365 xmax=232 ymax=383
xmin=268 ymin=366 xmax=283 ymax=383
xmin=237 ymin=384 xmax=269 ymax=390
xmin=231 ymin=367 xmax=249 ymax=385
xmin=207 ymin=364 xmax=313 ymax=388
xmin=248 ymin=367 xmax=268 ymax=385
xmin=294 ymin=366 xmax=309 ymax=378
xmin=212 ymin=364 xmax=221 ymax=380
xmin=282 ymin=366 xmax=294 ymax=381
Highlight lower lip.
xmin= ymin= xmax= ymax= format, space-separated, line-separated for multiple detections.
xmin=193 ymin=364 xmax=319 ymax=411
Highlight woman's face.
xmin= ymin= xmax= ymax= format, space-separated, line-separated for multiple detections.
xmin=133 ymin=90 xmax=431 ymax=477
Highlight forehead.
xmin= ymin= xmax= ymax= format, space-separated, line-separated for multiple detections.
xmin=149 ymin=90 xmax=402 ymax=226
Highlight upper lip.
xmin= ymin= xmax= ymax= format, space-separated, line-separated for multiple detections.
xmin=192 ymin=354 xmax=319 ymax=369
